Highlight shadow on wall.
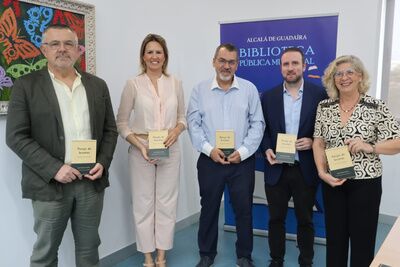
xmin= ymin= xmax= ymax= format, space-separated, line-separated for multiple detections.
xmin=388 ymin=62 xmax=400 ymax=117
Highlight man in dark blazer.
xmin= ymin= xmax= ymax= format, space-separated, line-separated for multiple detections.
xmin=260 ymin=47 xmax=327 ymax=267
xmin=6 ymin=25 xmax=117 ymax=267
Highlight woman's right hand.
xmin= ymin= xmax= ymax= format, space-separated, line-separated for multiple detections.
xmin=319 ymin=172 xmax=346 ymax=187
xmin=126 ymin=133 xmax=158 ymax=164
xmin=139 ymin=146 xmax=158 ymax=164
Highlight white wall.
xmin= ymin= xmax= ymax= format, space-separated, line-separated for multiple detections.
xmin=1 ymin=0 xmax=398 ymax=266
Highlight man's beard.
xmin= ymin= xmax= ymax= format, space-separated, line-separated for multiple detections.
xmin=218 ymin=72 xmax=233 ymax=82
xmin=284 ymin=74 xmax=302 ymax=84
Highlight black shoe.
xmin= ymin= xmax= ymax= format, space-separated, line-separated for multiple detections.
xmin=196 ymin=256 xmax=214 ymax=267
xmin=300 ymin=265 xmax=312 ymax=267
xmin=268 ymin=259 xmax=284 ymax=267
xmin=236 ymin=257 xmax=255 ymax=267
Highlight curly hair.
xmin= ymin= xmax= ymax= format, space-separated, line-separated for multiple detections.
xmin=322 ymin=55 xmax=370 ymax=99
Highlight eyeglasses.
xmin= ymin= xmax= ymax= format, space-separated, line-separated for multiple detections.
xmin=334 ymin=68 xmax=357 ymax=79
xmin=216 ymin=58 xmax=237 ymax=66
xmin=42 ymin=40 xmax=78 ymax=50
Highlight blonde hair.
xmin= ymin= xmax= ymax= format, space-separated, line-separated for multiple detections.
xmin=322 ymin=55 xmax=370 ymax=99
xmin=139 ymin=33 xmax=169 ymax=76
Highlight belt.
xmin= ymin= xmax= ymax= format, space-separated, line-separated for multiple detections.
xmin=283 ymin=160 xmax=300 ymax=167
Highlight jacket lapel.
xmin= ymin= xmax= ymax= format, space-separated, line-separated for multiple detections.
xmin=80 ymin=73 xmax=96 ymax=139
xmin=38 ymin=69 xmax=64 ymax=134
xmin=276 ymin=85 xmax=286 ymax=132
xmin=299 ymin=83 xmax=311 ymax=132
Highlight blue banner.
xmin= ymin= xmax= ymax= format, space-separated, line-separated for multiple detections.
xmin=221 ymin=15 xmax=338 ymax=239
xmin=221 ymin=15 xmax=338 ymax=93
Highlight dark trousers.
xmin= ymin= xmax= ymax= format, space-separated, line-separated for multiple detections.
xmin=197 ymin=153 xmax=255 ymax=260
xmin=322 ymin=177 xmax=382 ymax=267
xmin=265 ymin=164 xmax=316 ymax=265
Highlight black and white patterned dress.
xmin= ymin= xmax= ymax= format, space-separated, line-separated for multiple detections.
xmin=313 ymin=94 xmax=400 ymax=179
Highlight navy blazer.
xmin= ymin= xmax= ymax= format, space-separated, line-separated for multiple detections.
xmin=260 ymin=81 xmax=327 ymax=186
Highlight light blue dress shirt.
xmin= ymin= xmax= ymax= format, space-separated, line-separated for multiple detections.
xmin=187 ymin=75 xmax=265 ymax=161
xmin=283 ymin=81 xmax=303 ymax=160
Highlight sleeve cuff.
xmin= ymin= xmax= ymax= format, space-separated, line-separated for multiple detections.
xmin=201 ymin=142 xmax=214 ymax=157
xmin=237 ymin=146 xmax=250 ymax=161
xmin=177 ymin=120 xmax=187 ymax=129
xmin=121 ymin=129 xmax=134 ymax=140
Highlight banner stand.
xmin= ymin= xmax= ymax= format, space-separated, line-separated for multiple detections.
xmin=220 ymin=15 xmax=338 ymax=241
xmin=223 ymin=184 xmax=327 ymax=243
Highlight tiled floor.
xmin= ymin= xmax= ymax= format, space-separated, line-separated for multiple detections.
xmin=112 ymin=213 xmax=392 ymax=267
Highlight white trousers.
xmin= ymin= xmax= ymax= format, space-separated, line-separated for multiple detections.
xmin=128 ymin=138 xmax=180 ymax=253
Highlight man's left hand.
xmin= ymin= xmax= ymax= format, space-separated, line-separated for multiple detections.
xmin=295 ymin=137 xmax=313 ymax=151
xmin=227 ymin=151 xmax=241 ymax=164
xmin=84 ymin=163 xmax=104 ymax=180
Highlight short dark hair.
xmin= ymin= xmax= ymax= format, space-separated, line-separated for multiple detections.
xmin=281 ymin=47 xmax=305 ymax=64
xmin=213 ymin=43 xmax=238 ymax=60
xmin=139 ymin=33 xmax=169 ymax=75
xmin=42 ymin=24 xmax=77 ymax=42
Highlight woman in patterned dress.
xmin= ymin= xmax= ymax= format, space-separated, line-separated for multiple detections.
xmin=312 ymin=55 xmax=400 ymax=267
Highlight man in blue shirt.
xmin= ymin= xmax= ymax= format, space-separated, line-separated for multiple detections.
xmin=260 ymin=47 xmax=327 ymax=267
xmin=187 ymin=43 xmax=265 ymax=267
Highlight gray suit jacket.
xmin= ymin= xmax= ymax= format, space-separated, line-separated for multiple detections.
xmin=6 ymin=68 xmax=118 ymax=201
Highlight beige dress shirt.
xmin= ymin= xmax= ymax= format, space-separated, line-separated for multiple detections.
xmin=49 ymin=70 xmax=92 ymax=164
xmin=116 ymin=73 xmax=186 ymax=139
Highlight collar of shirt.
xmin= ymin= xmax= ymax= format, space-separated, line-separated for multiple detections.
xmin=210 ymin=75 xmax=240 ymax=91
xmin=283 ymin=79 xmax=304 ymax=97
xmin=143 ymin=72 xmax=165 ymax=82
xmin=48 ymin=69 xmax=83 ymax=92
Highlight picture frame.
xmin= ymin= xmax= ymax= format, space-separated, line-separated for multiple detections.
xmin=0 ymin=0 xmax=96 ymax=115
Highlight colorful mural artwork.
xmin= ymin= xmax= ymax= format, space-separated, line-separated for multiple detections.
xmin=0 ymin=0 xmax=94 ymax=107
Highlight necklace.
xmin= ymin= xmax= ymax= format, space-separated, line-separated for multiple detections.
xmin=339 ymin=95 xmax=360 ymax=113
xmin=339 ymin=104 xmax=356 ymax=113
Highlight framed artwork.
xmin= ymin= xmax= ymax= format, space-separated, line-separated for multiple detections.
xmin=0 ymin=0 xmax=95 ymax=114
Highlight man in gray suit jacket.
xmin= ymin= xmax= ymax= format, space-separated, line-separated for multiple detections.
xmin=6 ymin=25 xmax=118 ymax=267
